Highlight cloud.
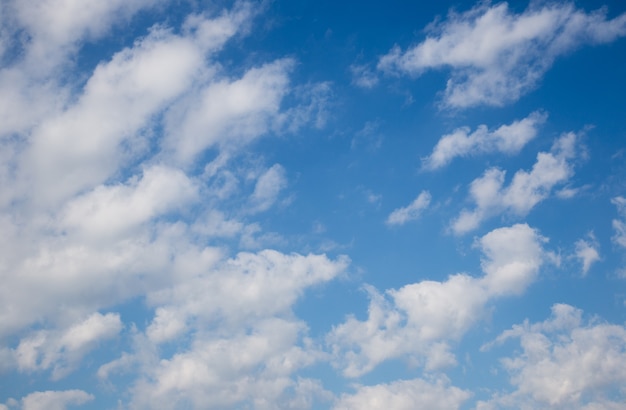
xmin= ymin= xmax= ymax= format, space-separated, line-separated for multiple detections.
xmin=452 ymin=132 xmax=578 ymax=235
xmin=327 ymin=224 xmax=548 ymax=377
xmin=106 ymin=251 xmax=350 ymax=408
xmin=378 ymin=2 xmax=626 ymax=108
xmin=612 ymin=196 xmax=626 ymax=249
xmin=19 ymin=390 xmax=93 ymax=410
xmin=249 ymin=164 xmax=288 ymax=213
xmin=21 ymin=13 xmax=244 ymax=205
xmin=14 ymin=313 xmax=122 ymax=380
xmin=574 ymin=234 xmax=600 ymax=276
xmin=333 ymin=377 xmax=471 ymax=410
xmin=61 ymin=166 xmax=198 ymax=239
xmin=349 ymin=64 xmax=379 ymax=89
xmin=14 ymin=0 xmax=163 ymax=68
xmin=163 ymin=58 xmax=295 ymax=164
xmin=386 ymin=191 xmax=431 ymax=226
xmin=478 ymin=304 xmax=626 ymax=409
xmin=132 ymin=319 xmax=325 ymax=410
xmin=422 ymin=111 xmax=546 ymax=170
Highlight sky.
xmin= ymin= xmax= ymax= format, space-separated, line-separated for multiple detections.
xmin=1 ymin=0 xmax=626 ymax=409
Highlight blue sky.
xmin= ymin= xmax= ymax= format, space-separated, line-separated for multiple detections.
xmin=1 ymin=0 xmax=626 ymax=409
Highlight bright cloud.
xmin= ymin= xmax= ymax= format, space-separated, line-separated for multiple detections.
xmin=422 ymin=111 xmax=546 ymax=170
xmin=386 ymin=190 xmax=431 ymax=226
xmin=452 ymin=132 xmax=579 ymax=235
xmin=14 ymin=313 xmax=122 ymax=380
xmin=328 ymin=224 xmax=548 ymax=377
xmin=479 ymin=304 xmax=626 ymax=409
xmin=1 ymin=0 xmax=626 ymax=408
xmin=378 ymin=2 xmax=626 ymax=107
xmin=19 ymin=389 xmax=94 ymax=410
xmin=333 ymin=377 xmax=471 ymax=410
xmin=574 ymin=234 xmax=601 ymax=276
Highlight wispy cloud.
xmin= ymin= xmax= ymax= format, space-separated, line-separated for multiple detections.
xmin=386 ymin=191 xmax=431 ymax=226
xmin=379 ymin=2 xmax=626 ymax=108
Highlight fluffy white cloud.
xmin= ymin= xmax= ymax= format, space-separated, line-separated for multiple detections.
xmin=452 ymin=132 xmax=578 ymax=235
xmin=422 ymin=111 xmax=546 ymax=170
xmin=98 ymin=251 xmax=350 ymax=408
xmin=327 ymin=224 xmax=548 ymax=377
xmin=61 ymin=166 xmax=198 ymax=239
xmin=333 ymin=377 xmax=471 ymax=410
xmin=163 ymin=59 xmax=294 ymax=165
xmin=478 ymin=304 xmax=626 ymax=409
xmin=386 ymin=191 xmax=431 ymax=226
xmin=19 ymin=390 xmax=93 ymax=410
xmin=574 ymin=234 xmax=600 ymax=276
xmin=145 ymin=250 xmax=349 ymax=342
xmin=24 ymin=26 xmax=207 ymax=205
xmin=378 ymin=2 xmax=626 ymax=108
xmin=14 ymin=313 xmax=122 ymax=380
xmin=132 ymin=318 xmax=325 ymax=410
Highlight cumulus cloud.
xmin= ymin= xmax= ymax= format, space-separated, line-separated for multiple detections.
xmin=0 ymin=15 xmax=342 ymax=410
xmin=163 ymin=58 xmax=295 ymax=164
xmin=386 ymin=191 xmax=431 ymax=226
xmin=104 ymin=251 xmax=350 ymax=408
xmin=422 ymin=111 xmax=546 ymax=170
xmin=378 ymin=2 xmax=626 ymax=108
xmin=19 ymin=389 xmax=93 ymax=410
xmin=14 ymin=313 xmax=122 ymax=380
xmin=478 ymin=304 xmax=626 ymax=409
xmin=327 ymin=224 xmax=548 ymax=377
xmin=333 ymin=377 xmax=471 ymax=410
xmin=574 ymin=234 xmax=600 ymax=276
xmin=452 ymin=132 xmax=579 ymax=235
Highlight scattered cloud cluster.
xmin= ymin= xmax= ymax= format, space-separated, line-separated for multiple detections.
xmin=479 ymin=304 xmax=626 ymax=409
xmin=328 ymin=224 xmax=548 ymax=377
xmin=378 ymin=2 xmax=626 ymax=107
xmin=452 ymin=132 xmax=579 ymax=234
xmin=422 ymin=111 xmax=546 ymax=170
xmin=1 ymin=0 xmax=625 ymax=408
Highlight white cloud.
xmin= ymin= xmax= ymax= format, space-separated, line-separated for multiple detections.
xmin=422 ymin=111 xmax=546 ymax=170
xmin=386 ymin=191 xmax=431 ymax=226
xmin=378 ymin=2 xmax=626 ymax=108
xmin=118 ymin=251 xmax=348 ymax=407
xmin=328 ymin=224 xmax=547 ymax=377
xmin=574 ymin=234 xmax=600 ymax=276
xmin=61 ymin=166 xmax=198 ymax=239
xmin=20 ymin=390 xmax=93 ymax=410
xmin=23 ymin=27 xmax=205 ymax=205
xmin=249 ymin=164 xmax=288 ymax=213
xmin=163 ymin=59 xmax=294 ymax=165
xmin=478 ymin=304 xmax=626 ymax=409
xmin=452 ymin=132 xmax=578 ymax=235
xmin=14 ymin=313 xmax=122 ymax=380
xmin=612 ymin=196 xmax=626 ymax=249
xmin=333 ymin=377 xmax=471 ymax=410
xmin=145 ymin=250 xmax=349 ymax=341
xmin=349 ymin=64 xmax=379 ymax=89
xmin=132 ymin=318 xmax=325 ymax=410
